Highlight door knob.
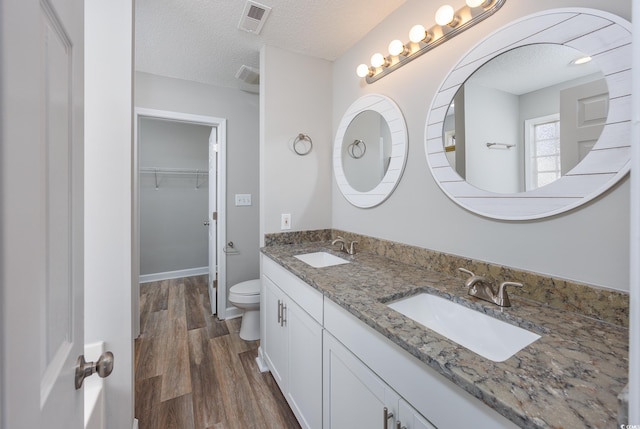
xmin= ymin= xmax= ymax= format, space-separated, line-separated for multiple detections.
xmin=75 ymin=351 xmax=114 ymax=389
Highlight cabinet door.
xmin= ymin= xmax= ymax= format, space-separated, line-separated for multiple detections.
xmin=398 ymin=400 xmax=437 ymax=429
xmin=287 ymin=300 xmax=323 ymax=429
xmin=263 ymin=275 xmax=288 ymax=390
xmin=323 ymin=331 xmax=398 ymax=429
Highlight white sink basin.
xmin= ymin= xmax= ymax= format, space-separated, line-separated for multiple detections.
xmin=294 ymin=252 xmax=350 ymax=268
xmin=388 ymin=293 xmax=541 ymax=362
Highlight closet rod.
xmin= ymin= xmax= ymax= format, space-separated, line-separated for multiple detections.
xmin=140 ymin=167 xmax=209 ymax=175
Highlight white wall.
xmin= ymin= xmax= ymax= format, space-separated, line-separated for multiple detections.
xmin=135 ymin=72 xmax=260 ymax=295
xmin=139 ymin=118 xmax=210 ymax=275
xmin=85 ymin=0 xmax=134 ymax=428
xmin=331 ymin=0 xmax=631 ymax=291
xmin=260 ymin=46 xmax=333 ymax=240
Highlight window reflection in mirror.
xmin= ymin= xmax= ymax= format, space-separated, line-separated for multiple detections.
xmin=443 ymin=44 xmax=608 ymax=194
xmin=342 ymin=110 xmax=392 ymax=192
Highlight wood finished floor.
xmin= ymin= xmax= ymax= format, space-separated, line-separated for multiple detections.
xmin=135 ymin=275 xmax=301 ymax=429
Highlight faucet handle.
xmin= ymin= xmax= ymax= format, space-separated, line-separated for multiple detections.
xmin=497 ymin=281 xmax=523 ymax=307
xmin=348 ymin=241 xmax=358 ymax=255
xmin=458 ymin=267 xmax=475 ymax=277
xmin=331 ymin=236 xmax=346 ymax=251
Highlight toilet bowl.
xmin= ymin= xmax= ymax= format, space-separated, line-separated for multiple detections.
xmin=228 ymin=279 xmax=261 ymax=341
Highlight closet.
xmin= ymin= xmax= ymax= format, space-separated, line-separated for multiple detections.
xmin=139 ymin=117 xmax=211 ymax=279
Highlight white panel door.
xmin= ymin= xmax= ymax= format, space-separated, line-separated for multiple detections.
xmin=560 ymin=78 xmax=609 ymax=175
xmin=1 ymin=0 xmax=84 ymax=427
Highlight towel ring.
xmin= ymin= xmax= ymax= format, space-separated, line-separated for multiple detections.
xmin=348 ymin=139 xmax=367 ymax=159
xmin=293 ymin=133 xmax=313 ymax=156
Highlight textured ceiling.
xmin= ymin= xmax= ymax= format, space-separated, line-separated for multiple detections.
xmin=469 ymin=44 xmax=601 ymax=95
xmin=135 ymin=0 xmax=407 ymax=93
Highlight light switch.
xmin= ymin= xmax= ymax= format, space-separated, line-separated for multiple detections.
xmin=235 ymin=194 xmax=252 ymax=206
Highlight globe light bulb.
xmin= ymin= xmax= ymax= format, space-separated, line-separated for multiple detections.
xmin=370 ymin=53 xmax=387 ymax=68
xmin=435 ymin=5 xmax=456 ymax=26
xmin=466 ymin=0 xmax=487 ymax=7
xmin=356 ymin=63 xmax=371 ymax=77
xmin=388 ymin=40 xmax=406 ymax=56
xmin=409 ymin=25 xmax=427 ymax=43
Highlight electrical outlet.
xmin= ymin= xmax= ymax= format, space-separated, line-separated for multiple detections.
xmin=235 ymin=193 xmax=252 ymax=206
xmin=281 ymin=213 xmax=291 ymax=230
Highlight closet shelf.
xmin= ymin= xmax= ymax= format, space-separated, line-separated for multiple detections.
xmin=140 ymin=167 xmax=209 ymax=189
xmin=140 ymin=167 xmax=209 ymax=175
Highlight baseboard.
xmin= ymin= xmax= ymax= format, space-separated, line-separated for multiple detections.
xmin=256 ymin=346 xmax=269 ymax=373
xmin=139 ymin=267 xmax=208 ymax=283
xmin=224 ymin=306 xmax=242 ymax=320
xmin=133 ymin=418 xmax=139 ymax=429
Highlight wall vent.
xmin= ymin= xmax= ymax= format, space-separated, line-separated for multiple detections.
xmin=238 ymin=1 xmax=272 ymax=35
xmin=235 ymin=65 xmax=260 ymax=85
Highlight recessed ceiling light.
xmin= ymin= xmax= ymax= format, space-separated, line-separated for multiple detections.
xmin=573 ymin=56 xmax=592 ymax=65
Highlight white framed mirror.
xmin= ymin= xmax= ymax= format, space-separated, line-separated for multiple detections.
xmin=425 ymin=8 xmax=632 ymax=220
xmin=334 ymin=94 xmax=408 ymax=208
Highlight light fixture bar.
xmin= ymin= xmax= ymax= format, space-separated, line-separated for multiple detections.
xmin=363 ymin=0 xmax=506 ymax=84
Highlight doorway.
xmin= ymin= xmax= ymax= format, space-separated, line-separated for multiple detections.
xmin=133 ymin=108 xmax=228 ymax=336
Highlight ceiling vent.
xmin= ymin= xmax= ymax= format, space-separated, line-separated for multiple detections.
xmin=235 ymin=65 xmax=260 ymax=85
xmin=238 ymin=1 xmax=272 ymax=35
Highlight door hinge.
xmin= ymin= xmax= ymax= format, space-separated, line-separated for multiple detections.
xmin=212 ymin=211 xmax=217 ymax=221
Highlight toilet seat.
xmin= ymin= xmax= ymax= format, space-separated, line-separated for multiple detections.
xmin=229 ymin=279 xmax=260 ymax=305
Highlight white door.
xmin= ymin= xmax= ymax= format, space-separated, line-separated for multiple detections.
xmin=209 ymin=127 xmax=218 ymax=314
xmin=560 ymin=78 xmax=609 ymax=174
xmin=1 ymin=0 xmax=85 ymax=427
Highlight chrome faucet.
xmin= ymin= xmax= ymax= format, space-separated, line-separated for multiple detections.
xmin=331 ymin=236 xmax=358 ymax=255
xmin=331 ymin=236 xmax=346 ymax=252
xmin=458 ymin=268 xmax=522 ymax=307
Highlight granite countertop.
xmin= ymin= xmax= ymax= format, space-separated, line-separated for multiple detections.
xmin=261 ymin=242 xmax=628 ymax=429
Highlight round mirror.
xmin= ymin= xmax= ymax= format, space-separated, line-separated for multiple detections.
xmin=443 ymin=44 xmax=608 ymax=194
xmin=334 ymin=94 xmax=408 ymax=208
xmin=342 ymin=110 xmax=393 ymax=192
xmin=425 ymin=8 xmax=632 ymax=220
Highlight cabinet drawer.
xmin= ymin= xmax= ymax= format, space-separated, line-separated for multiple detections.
xmin=262 ymin=255 xmax=323 ymax=324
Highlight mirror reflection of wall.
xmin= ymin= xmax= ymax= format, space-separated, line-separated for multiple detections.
xmin=342 ymin=110 xmax=392 ymax=192
xmin=443 ymin=44 xmax=608 ymax=194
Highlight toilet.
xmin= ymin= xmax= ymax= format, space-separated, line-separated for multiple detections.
xmin=228 ymin=279 xmax=261 ymax=341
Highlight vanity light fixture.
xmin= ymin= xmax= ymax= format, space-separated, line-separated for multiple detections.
xmin=356 ymin=0 xmax=506 ymax=84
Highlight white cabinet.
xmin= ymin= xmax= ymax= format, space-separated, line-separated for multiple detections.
xmin=263 ymin=275 xmax=288 ymax=387
xmin=324 ymin=298 xmax=518 ymax=429
xmin=260 ymin=255 xmax=518 ymax=429
xmin=323 ymin=331 xmax=435 ymax=429
xmin=262 ymin=256 xmax=323 ymax=429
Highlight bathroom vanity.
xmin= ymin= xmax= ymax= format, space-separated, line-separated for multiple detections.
xmin=258 ymin=242 xmax=628 ymax=429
